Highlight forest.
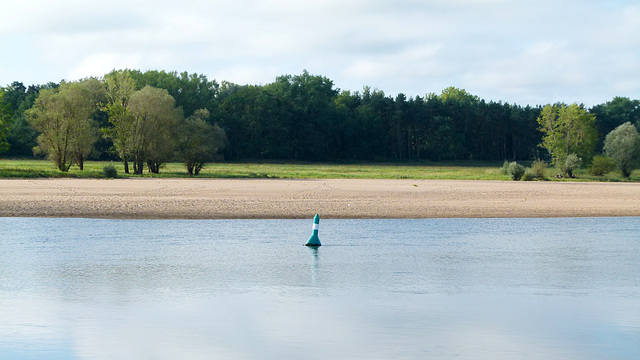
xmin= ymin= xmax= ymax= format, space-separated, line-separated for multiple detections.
xmin=1 ymin=69 xmax=639 ymax=173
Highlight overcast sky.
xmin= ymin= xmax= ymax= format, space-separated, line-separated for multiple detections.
xmin=1 ymin=0 xmax=638 ymax=106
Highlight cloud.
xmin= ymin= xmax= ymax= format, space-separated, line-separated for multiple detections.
xmin=212 ymin=65 xmax=281 ymax=86
xmin=66 ymin=53 xmax=144 ymax=81
xmin=1 ymin=0 xmax=638 ymax=106
xmin=344 ymin=43 xmax=446 ymax=82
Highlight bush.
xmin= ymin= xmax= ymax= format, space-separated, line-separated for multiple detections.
xmin=521 ymin=169 xmax=536 ymax=181
xmin=103 ymin=164 xmax=117 ymax=178
xmin=589 ymin=155 xmax=616 ymax=176
xmin=500 ymin=160 xmax=509 ymax=175
xmin=507 ymin=161 xmax=525 ymax=181
xmin=531 ymin=160 xmax=548 ymax=179
xmin=559 ymin=154 xmax=581 ymax=178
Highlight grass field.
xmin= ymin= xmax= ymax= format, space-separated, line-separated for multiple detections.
xmin=0 ymin=158 xmax=636 ymax=181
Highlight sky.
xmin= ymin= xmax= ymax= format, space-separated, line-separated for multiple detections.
xmin=1 ymin=0 xmax=638 ymax=107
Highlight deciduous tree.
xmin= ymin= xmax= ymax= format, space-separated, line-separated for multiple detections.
xmin=603 ymin=122 xmax=640 ymax=178
xmin=69 ymin=78 xmax=105 ymax=170
xmin=537 ymin=103 xmax=597 ymax=165
xmin=104 ymin=69 xmax=138 ymax=173
xmin=26 ymin=79 xmax=103 ymax=171
xmin=177 ymin=108 xmax=226 ymax=175
xmin=126 ymin=86 xmax=182 ymax=174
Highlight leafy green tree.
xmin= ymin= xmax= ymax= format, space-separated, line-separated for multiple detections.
xmin=70 ymin=78 xmax=106 ymax=169
xmin=26 ymin=79 xmax=103 ymax=171
xmin=177 ymin=108 xmax=226 ymax=175
xmin=537 ymin=103 xmax=598 ymax=165
xmin=560 ymin=105 xmax=598 ymax=163
xmin=603 ymin=122 xmax=640 ymax=178
xmin=126 ymin=85 xmax=183 ymax=174
xmin=537 ymin=105 xmax=562 ymax=161
xmin=104 ymin=69 xmax=138 ymax=173
xmin=439 ymin=86 xmax=480 ymax=104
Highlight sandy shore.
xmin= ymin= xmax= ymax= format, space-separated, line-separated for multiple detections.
xmin=1 ymin=178 xmax=639 ymax=219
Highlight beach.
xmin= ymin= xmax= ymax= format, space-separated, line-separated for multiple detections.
xmin=1 ymin=178 xmax=639 ymax=219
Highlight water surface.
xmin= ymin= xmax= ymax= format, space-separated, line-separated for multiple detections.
xmin=1 ymin=217 xmax=639 ymax=359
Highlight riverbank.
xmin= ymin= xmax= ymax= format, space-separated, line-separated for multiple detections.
xmin=1 ymin=178 xmax=639 ymax=219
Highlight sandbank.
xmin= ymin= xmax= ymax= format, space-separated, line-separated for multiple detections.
xmin=1 ymin=178 xmax=639 ymax=219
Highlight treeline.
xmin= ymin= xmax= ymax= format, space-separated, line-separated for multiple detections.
xmin=1 ymin=69 xmax=640 ymax=171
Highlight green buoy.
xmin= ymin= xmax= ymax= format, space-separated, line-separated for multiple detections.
xmin=305 ymin=214 xmax=321 ymax=246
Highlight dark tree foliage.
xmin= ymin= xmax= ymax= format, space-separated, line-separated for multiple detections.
xmin=130 ymin=70 xmax=219 ymax=118
xmin=0 ymin=82 xmax=57 ymax=157
xmin=590 ymin=97 xmax=640 ymax=152
xmin=4 ymin=69 xmax=639 ymax=166
xmin=211 ymin=76 xmax=544 ymax=162
xmin=177 ymin=109 xmax=226 ymax=175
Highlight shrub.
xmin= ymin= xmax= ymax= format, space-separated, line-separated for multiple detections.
xmin=531 ymin=160 xmax=548 ymax=179
xmin=507 ymin=161 xmax=525 ymax=181
xmin=103 ymin=164 xmax=117 ymax=178
xmin=521 ymin=169 xmax=536 ymax=181
xmin=559 ymin=154 xmax=581 ymax=178
xmin=500 ymin=160 xmax=509 ymax=175
xmin=589 ymin=155 xmax=616 ymax=176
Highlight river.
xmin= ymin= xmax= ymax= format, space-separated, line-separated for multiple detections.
xmin=1 ymin=217 xmax=639 ymax=359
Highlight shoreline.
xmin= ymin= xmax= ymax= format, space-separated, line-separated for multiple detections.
xmin=1 ymin=178 xmax=640 ymax=219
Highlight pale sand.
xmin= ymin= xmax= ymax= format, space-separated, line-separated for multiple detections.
xmin=1 ymin=178 xmax=639 ymax=219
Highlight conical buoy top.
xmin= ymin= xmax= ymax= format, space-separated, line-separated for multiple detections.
xmin=305 ymin=214 xmax=321 ymax=246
